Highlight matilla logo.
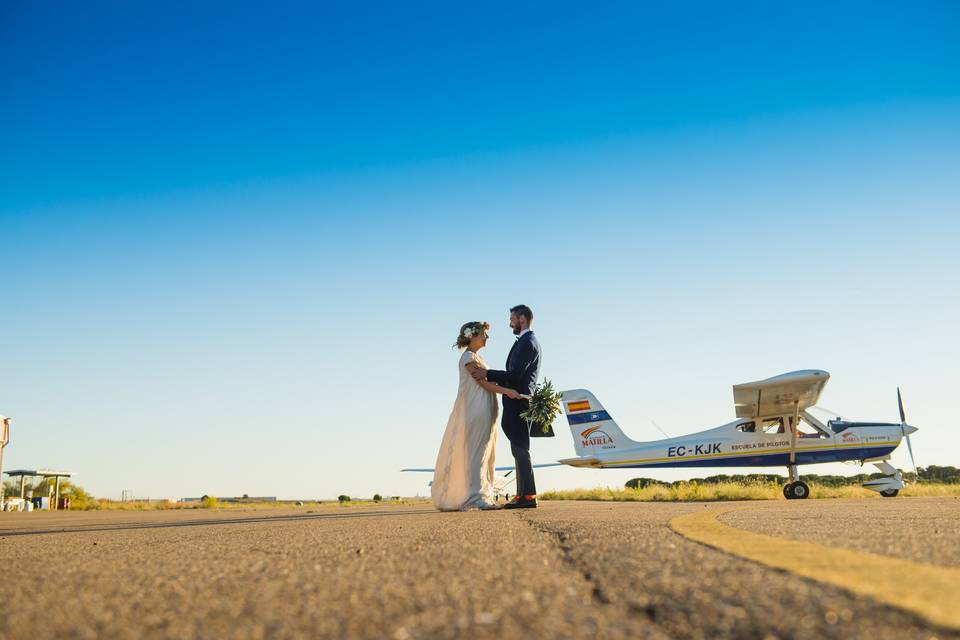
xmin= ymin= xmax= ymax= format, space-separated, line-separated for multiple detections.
xmin=580 ymin=426 xmax=614 ymax=448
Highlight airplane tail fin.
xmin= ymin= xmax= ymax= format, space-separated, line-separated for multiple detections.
xmin=561 ymin=389 xmax=638 ymax=457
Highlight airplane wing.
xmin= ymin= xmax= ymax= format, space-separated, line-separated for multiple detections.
xmin=732 ymin=369 xmax=830 ymax=418
xmin=502 ymin=464 xmax=562 ymax=470
xmin=401 ymin=463 xmax=562 ymax=473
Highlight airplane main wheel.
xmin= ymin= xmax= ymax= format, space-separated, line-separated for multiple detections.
xmin=880 ymin=489 xmax=899 ymax=498
xmin=792 ymin=481 xmax=810 ymax=499
xmin=784 ymin=481 xmax=810 ymax=500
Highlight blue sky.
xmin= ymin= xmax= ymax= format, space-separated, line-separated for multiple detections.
xmin=2 ymin=2 xmax=958 ymax=499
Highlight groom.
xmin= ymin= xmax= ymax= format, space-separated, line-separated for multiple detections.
xmin=470 ymin=304 xmax=541 ymax=509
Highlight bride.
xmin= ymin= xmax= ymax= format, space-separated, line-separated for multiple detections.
xmin=432 ymin=321 xmax=521 ymax=511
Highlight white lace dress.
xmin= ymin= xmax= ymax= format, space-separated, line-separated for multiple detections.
xmin=431 ymin=349 xmax=499 ymax=511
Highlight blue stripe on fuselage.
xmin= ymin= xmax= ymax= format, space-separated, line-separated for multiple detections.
xmin=567 ymin=410 xmax=612 ymax=425
xmin=602 ymin=445 xmax=898 ymax=469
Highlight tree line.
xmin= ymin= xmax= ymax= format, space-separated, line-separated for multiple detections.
xmin=626 ymin=465 xmax=960 ymax=489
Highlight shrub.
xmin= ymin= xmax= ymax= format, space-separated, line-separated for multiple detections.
xmin=60 ymin=481 xmax=94 ymax=510
xmin=625 ymin=477 xmax=668 ymax=489
xmin=373 ymin=494 xmax=382 ymax=502
xmin=338 ymin=495 xmax=351 ymax=503
xmin=200 ymin=495 xmax=218 ymax=509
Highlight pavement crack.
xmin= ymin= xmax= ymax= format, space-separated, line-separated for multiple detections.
xmin=517 ymin=514 xmax=638 ymax=615
xmin=628 ymin=601 xmax=658 ymax=622
xmin=517 ymin=514 xmax=667 ymax=635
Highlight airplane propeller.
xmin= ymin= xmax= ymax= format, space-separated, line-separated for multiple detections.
xmin=897 ymin=387 xmax=919 ymax=480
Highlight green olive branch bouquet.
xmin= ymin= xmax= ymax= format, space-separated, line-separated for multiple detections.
xmin=520 ymin=379 xmax=563 ymax=437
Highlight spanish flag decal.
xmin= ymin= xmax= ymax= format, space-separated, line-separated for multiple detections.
xmin=567 ymin=400 xmax=591 ymax=413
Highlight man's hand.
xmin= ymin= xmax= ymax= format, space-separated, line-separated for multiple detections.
xmin=469 ymin=363 xmax=488 ymax=381
xmin=504 ymin=388 xmax=521 ymax=400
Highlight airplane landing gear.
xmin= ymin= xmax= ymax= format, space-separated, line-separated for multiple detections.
xmin=783 ymin=465 xmax=809 ymax=499
xmin=783 ymin=481 xmax=810 ymax=499
xmin=862 ymin=460 xmax=906 ymax=497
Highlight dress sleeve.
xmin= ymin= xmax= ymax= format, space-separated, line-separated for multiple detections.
xmin=460 ymin=350 xmax=477 ymax=369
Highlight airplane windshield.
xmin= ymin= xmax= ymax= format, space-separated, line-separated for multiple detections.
xmin=796 ymin=417 xmax=829 ymax=439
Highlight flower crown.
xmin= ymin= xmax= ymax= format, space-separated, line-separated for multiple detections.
xmin=462 ymin=324 xmax=483 ymax=338
xmin=454 ymin=321 xmax=489 ymax=349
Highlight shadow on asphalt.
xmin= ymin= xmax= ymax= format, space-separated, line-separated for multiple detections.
xmin=0 ymin=508 xmax=436 ymax=538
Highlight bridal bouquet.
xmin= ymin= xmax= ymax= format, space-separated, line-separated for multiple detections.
xmin=521 ymin=379 xmax=563 ymax=438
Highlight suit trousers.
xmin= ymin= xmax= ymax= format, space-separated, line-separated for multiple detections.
xmin=503 ymin=411 xmax=537 ymax=497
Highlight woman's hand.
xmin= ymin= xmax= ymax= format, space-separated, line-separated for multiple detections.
xmin=504 ymin=388 xmax=521 ymax=400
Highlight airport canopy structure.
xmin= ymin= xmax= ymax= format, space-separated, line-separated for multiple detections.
xmin=4 ymin=469 xmax=74 ymax=509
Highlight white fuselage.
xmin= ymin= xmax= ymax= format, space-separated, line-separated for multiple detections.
xmin=562 ymin=415 xmax=905 ymax=470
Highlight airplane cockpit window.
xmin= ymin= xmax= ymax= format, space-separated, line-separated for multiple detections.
xmin=736 ymin=421 xmax=756 ymax=433
xmin=762 ymin=418 xmax=785 ymax=434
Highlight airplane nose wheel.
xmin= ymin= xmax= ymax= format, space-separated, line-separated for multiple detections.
xmin=879 ymin=489 xmax=899 ymax=498
xmin=783 ymin=481 xmax=810 ymax=500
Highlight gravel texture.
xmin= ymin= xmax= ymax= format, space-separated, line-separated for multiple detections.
xmin=0 ymin=499 xmax=956 ymax=639
xmin=719 ymin=497 xmax=960 ymax=568
xmin=525 ymin=500 xmax=957 ymax=640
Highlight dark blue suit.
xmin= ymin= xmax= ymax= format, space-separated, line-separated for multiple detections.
xmin=486 ymin=331 xmax=541 ymax=496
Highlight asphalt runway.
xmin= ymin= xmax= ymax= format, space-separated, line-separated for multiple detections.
xmin=1 ymin=498 xmax=957 ymax=639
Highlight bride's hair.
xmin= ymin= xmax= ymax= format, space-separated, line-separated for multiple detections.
xmin=454 ymin=321 xmax=490 ymax=349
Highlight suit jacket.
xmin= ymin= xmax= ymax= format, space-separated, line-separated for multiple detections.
xmin=486 ymin=331 xmax=541 ymax=436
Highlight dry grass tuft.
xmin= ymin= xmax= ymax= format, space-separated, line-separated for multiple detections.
xmin=901 ymin=483 xmax=960 ymax=497
xmin=88 ymin=498 xmax=430 ymax=511
xmin=541 ymin=482 xmax=960 ymax=502
xmin=540 ymin=482 xmax=781 ymax=502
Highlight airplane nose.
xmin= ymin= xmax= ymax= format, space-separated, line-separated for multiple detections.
xmin=903 ymin=424 xmax=918 ymax=435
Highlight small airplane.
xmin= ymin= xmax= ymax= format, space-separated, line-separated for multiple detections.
xmin=559 ymin=369 xmax=919 ymax=499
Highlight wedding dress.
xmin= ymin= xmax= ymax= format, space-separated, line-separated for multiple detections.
xmin=432 ymin=349 xmax=499 ymax=511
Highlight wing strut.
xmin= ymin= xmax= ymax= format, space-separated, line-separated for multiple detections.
xmin=789 ymin=399 xmax=799 ymax=465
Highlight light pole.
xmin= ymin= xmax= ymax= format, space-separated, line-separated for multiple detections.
xmin=0 ymin=416 xmax=9 ymax=508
